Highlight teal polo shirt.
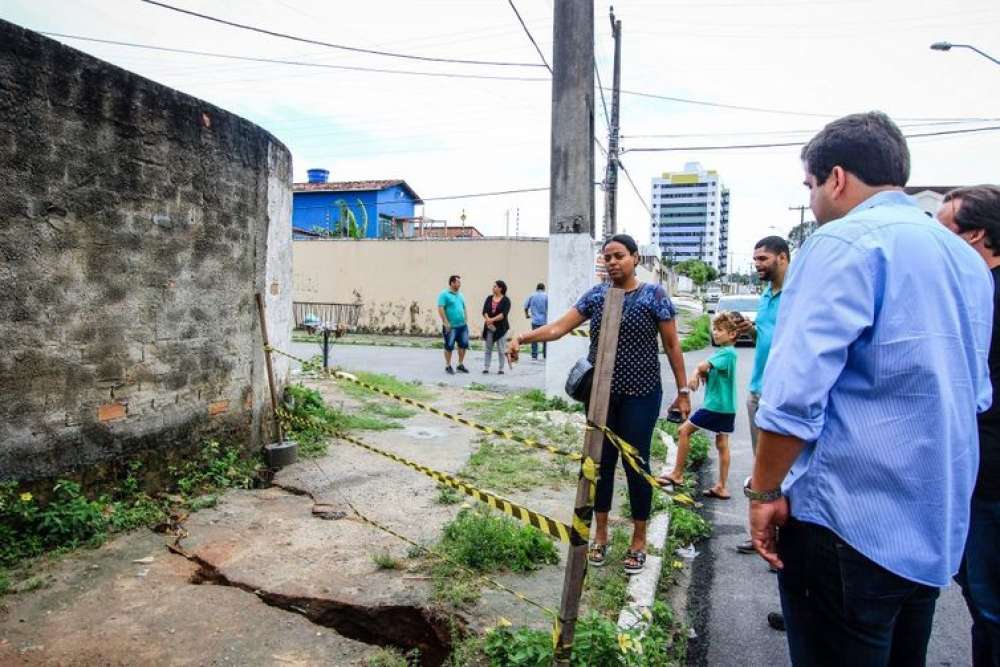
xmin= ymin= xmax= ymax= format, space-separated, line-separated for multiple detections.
xmin=748 ymin=284 xmax=781 ymax=395
xmin=437 ymin=289 xmax=466 ymax=327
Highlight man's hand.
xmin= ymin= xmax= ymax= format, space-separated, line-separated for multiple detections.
xmin=667 ymin=393 xmax=691 ymax=419
xmin=736 ymin=320 xmax=755 ymax=337
xmin=506 ymin=335 xmax=521 ymax=365
xmin=750 ymin=497 xmax=789 ymax=569
xmin=442 ymin=323 xmax=452 ymax=334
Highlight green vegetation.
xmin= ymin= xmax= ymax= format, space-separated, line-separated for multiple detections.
xmin=675 ymin=259 xmax=718 ymax=288
xmin=619 ymin=489 xmax=673 ymax=521
xmin=371 ymin=550 xmax=402 ymax=570
xmin=680 ymin=314 xmax=711 ymax=352
xmin=282 ymin=383 xmax=409 ymax=457
xmin=366 ymin=647 xmax=420 ymax=667
xmin=0 ymin=441 xmax=258 ymax=595
xmin=428 ymin=507 xmax=559 ymax=607
xmin=582 ymin=526 xmax=631 ymax=616
xmin=479 ymin=601 xmax=686 ymax=666
xmin=669 ymin=504 xmax=712 ymax=546
xmin=337 ymin=371 xmax=433 ymax=402
xmin=461 ymin=439 xmax=574 ymax=493
xmin=657 ymin=420 xmax=711 ymax=470
xmin=435 ymin=485 xmax=462 ymax=505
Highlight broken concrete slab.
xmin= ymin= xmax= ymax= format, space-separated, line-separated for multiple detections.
xmin=0 ymin=529 xmax=378 ymax=666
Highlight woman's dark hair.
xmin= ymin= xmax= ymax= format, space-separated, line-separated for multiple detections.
xmin=494 ymin=279 xmax=508 ymax=295
xmin=801 ymin=111 xmax=909 ymax=187
xmin=602 ymin=233 xmax=639 ymax=254
xmin=754 ymin=235 xmax=790 ymax=259
xmin=944 ymin=185 xmax=1000 ymax=257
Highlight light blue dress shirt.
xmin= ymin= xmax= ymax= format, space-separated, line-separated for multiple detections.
xmin=756 ymin=190 xmax=993 ymax=587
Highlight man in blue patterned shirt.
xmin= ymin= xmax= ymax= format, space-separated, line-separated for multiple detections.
xmin=748 ymin=112 xmax=993 ymax=665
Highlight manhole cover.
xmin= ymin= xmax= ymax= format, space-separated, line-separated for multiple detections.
xmin=405 ymin=427 xmax=444 ymax=440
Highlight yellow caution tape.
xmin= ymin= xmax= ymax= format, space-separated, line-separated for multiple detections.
xmin=570 ymin=328 xmax=590 ymax=337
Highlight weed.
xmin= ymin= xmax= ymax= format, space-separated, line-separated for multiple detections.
xmin=170 ymin=440 xmax=257 ymax=497
xmin=282 ymin=383 xmax=403 ymax=457
xmin=366 ymin=647 xmax=421 ymax=666
xmin=462 ymin=439 xmax=573 ymax=493
xmin=681 ymin=314 xmax=711 ymax=352
xmin=372 ymin=550 xmax=402 ymax=570
xmin=362 ymin=402 xmax=418 ymax=419
xmin=670 ymin=504 xmax=712 ymax=546
xmin=186 ymin=495 xmax=219 ymax=512
xmin=465 ymin=382 xmax=492 ymax=392
xmin=0 ymin=570 xmax=8 ymax=595
xmin=338 ymin=371 xmax=434 ymax=402
xmin=657 ymin=420 xmax=710 ymax=469
xmin=435 ymin=485 xmax=462 ymax=505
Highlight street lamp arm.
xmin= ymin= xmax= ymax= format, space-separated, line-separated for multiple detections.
xmin=964 ymin=44 xmax=1000 ymax=66
xmin=930 ymin=41 xmax=1000 ymax=66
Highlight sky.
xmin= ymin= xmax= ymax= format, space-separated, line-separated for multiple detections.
xmin=4 ymin=0 xmax=999 ymax=273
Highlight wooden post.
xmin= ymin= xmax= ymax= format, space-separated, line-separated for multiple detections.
xmin=255 ymin=292 xmax=283 ymax=444
xmin=554 ymin=287 xmax=624 ymax=665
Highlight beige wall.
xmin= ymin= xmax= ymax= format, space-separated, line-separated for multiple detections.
xmin=293 ymin=239 xmax=550 ymax=336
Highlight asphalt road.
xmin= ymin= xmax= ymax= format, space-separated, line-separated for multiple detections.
xmin=288 ymin=340 xmax=972 ymax=666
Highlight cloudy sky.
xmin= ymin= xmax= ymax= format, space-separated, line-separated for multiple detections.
xmin=5 ymin=0 xmax=999 ymax=272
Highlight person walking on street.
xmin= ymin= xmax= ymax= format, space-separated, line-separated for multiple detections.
xmin=507 ymin=234 xmax=690 ymax=574
xmin=748 ymin=111 xmax=993 ymax=666
xmin=482 ymin=280 xmax=511 ymax=374
xmin=524 ymin=283 xmax=549 ymax=360
xmin=437 ymin=275 xmax=470 ymax=375
xmin=938 ymin=184 xmax=1000 ymax=667
xmin=736 ymin=235 xmax=790 ymax=556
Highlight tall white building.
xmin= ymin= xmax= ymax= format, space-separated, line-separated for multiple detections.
xmin=650 ymin=162 xmax=730 ymax=273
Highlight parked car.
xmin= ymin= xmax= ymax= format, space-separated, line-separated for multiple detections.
xmin=712 ymin=295 xmax=759 ymax=346
xmin=704 ymin=290 xmax=722 ymax=314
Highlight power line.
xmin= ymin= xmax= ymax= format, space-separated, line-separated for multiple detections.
xmin=594 ymin=63 xmax=611 ymax=129
xmin=138 ymin=0 xmax=548 ymax=68
xmin=506 ymin=0 xmax=551 ymax=73
xmin=43 ymin=32 xmax=552 ymax=82
xmin=617 ymin=159 xmax=653 ymax=218
xmin=624 ymin=124 xmax=1000 ymax=152
xmin=422 ymin=186 xmax=549 ymax=201
xmin=620 ymin=119 xmax=993 ymax=139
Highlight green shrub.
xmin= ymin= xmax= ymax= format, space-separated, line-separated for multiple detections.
xmin=439 ymin=508 xmax=559 ymax=573
xmin=170 ymin=440 xmax=257 ymax=497
xmin=670 ymin=505 xmax=712 ymax=545
xmin=680 ymin=314 xmax=711 ymax=352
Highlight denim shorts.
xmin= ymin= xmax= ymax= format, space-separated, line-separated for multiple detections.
xmin=443 ymin=324 xmax=469 ymax=351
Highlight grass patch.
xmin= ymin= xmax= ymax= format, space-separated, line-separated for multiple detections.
xmin=435 ymin=485 xmax=462 ymax=505
xmin=681 ymin=314 xmax=711 ymax=352
xmin=371 ymin=550 xmax=402 ymax=570
xmin=282 ymin=383 xmax=406 ymax=457
xmin=471 ymin=389 xmax=582 ymax=422
xmin=362 ymin=402 xmax=418 ymax=419
xmin=461 ymin=439 xmax=574 ymax=493
xmin=366 ymin=647 xmax=420 ymax=666
xmin=337 ymin=370 xmax=434 ymax=402
xmin=670 ymin=504 xmax=712 ymax=546
xmin=429 ymin=507 xmax=559 ymax=607
xmin=582 ymin=526 xmax=631 ymax=616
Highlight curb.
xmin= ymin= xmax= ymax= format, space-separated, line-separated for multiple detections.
xmin=617 ymin=431 xmax=676 ymax=632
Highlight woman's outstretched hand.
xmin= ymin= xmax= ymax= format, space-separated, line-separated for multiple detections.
xmin=506 ymin=335 xmax=521 ymax=366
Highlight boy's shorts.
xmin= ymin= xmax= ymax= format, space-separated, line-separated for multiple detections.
xmin=689 ymin=408 xmax=735 ymax=434
xmin=442 ymin=324 xmax=470 ymax=351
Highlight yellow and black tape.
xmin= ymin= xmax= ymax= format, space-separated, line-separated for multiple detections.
xmin=570 ymin=328 xmax=590 ymax=337
xmin=276 ymin=408 xmax=577 ymax=544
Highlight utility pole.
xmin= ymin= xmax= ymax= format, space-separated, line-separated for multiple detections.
xmin=602 ymin=7 xmax=622 ymax=238
xmin=515 ymin=207 xmax=520 ymax=238
xmin=548 ymin=2 xmax=595 ymax=662
xmin=505 ymin=209 xmax=510 ymax=239
xmin=789 ymin=204 xmax=809 ymax=227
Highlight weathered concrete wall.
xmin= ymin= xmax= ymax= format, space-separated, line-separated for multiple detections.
xmin=0 ymin=21 xmax=292 ymax=483
xmin=293 ymin=239 xmax=549 ymax=336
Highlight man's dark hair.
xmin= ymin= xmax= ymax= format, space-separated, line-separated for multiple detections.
xmin=754 ymin=235 xmax=790 ymax=259
xmin=943 ymin=185 xmax=1000 ymax=257
xmin=801 ymin=111 xmax=910 ymax=187
xmin=602 ymin=233 xmax=639 ymax=254
xmin=536 ymin=283 xmax=545 ymax=291
xmin=448 ymin=274 xmax=460 ymax=285
xmin=495 ymin=280 xmax=508 ymax=295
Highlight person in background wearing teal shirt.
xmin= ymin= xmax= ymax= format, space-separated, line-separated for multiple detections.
xmin=437 ymin=275 xmax=470 ymax=375
xmin=660 ymin=311 xmax=743 ymax=499
xmin=736 ymin=236 xmax=790 ymax=556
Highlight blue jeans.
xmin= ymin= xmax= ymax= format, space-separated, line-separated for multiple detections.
xmin=777 ymin=518 xmax=939 ymax=666
xmin=531 ymin=322 xmax=546 ymax=358
xmin=594 ymin=390 xmax=661 ymax=521
xmin=442 ymin=324 xmax=469 ymax=352
xmin=956 ymin=496 xmax=1000 ymax=667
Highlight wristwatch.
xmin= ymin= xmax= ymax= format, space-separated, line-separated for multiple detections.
xmin=743 ymin=476 xmax=782 ymax=502
xmin=678 ymin=387 xmax=691 ymax=395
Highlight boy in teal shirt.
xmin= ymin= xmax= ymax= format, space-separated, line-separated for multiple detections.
xmin=660 ymin=311 xmax=742 ymax=499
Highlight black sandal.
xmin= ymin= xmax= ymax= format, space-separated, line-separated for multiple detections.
xmin=623 ymin=549 xmax=646 ymax=574
xmin=588 ymin=543 xmax=609 ymax=567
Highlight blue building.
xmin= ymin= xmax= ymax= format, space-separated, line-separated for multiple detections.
xmin=292 ymin=168 xmax=423 ymax=240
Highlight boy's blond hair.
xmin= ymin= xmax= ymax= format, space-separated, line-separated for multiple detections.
xmin=712 ymin=310 xmax=745 ymax=335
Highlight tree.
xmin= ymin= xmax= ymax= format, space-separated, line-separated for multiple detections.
xmin=333 ymin=199 xmax=369 ymax=239
xmin=788 ymin=219 xmax=818 ymax=251
xmin=675 ymin=259 xmax=718 ymax=288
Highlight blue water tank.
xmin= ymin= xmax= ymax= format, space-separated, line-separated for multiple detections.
xmin=307 ymin=168 xmax=329 ymax=184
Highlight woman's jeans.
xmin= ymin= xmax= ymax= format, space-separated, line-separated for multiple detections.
xmin=594 ymin=390 xmax=661 ymax=522
xmin=484 ymin=330 xmax=506 ymax=371
xmin=777 ymin=517 xmax=940 ymax=666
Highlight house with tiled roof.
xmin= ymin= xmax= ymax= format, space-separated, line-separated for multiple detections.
xmin=292 ymin=168 xmax=423 ymax=239
xmin=903 ymin=185 xmax=959 ymax=216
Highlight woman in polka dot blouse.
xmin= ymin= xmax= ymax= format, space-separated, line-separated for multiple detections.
xmin=508 ymin=234 xmax=690 ymax=574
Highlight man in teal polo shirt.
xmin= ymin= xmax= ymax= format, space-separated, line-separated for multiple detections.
xmin=437 ymin=274 xmax=470 ymax=375
xmin=736 ymin=236 xmax=790 ymax=555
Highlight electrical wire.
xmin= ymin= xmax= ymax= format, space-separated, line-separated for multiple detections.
xmin=620 ymin=119 xmax=994 ymax=139
xmin=422 ymin=187 xmax=550 ymax=201
xmin=43 ymin=32 xmax=553 ymax=82
xmin=506 ymin=0 xmax=551 ymax=73
xmin=138 ymin=0 xmax=548 ymax=68
xmin=617 ymin=159 xmax=654 ymax=219
xmin=624 ymin=124 xmax=1000 ymax=152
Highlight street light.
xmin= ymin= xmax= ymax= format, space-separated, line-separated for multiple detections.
xmin=930 ymin=41 xmax=1000 ymax=66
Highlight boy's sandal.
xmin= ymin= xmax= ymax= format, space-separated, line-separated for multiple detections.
xmin=588 ymin=542 xmax=609 ymax=567
xmin=623 ymin=549 xmax=646 ymax=574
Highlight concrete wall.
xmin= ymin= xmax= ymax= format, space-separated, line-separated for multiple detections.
xmin=0 ymin=21 xmax=292 ymax=483
xmin=293 ymin=239 xmax=549 ymax=336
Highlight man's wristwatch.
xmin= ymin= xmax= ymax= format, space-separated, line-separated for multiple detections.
xmin=743 ymin=476 xmax=782 ymax=502
xmin=678 ymin=387 xmax=691 ymax=395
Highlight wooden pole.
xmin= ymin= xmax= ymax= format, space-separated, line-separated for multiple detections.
xmin=255 ymin=292 xmax=283 ymax=444
xmin=554 ymin=287 xmax=624 ymax=665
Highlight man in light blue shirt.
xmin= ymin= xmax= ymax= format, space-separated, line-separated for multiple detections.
xmin=748 ymin=112 xmax=993 ymax=665
xmin=523 ymin=283 xmax=548 ymax=360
